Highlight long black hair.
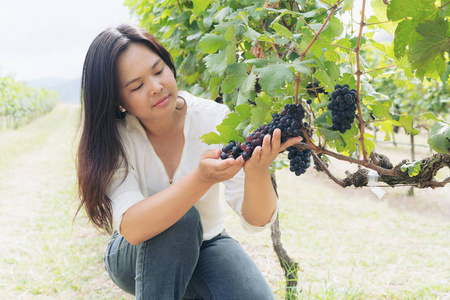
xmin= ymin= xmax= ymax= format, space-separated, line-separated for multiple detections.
xmin=76 ymin=24 xmax=176 ymax=233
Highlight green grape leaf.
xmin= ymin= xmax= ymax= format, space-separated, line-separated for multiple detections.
xmin=255 ymin=63 xmax=294 ymax=92
xmin=237 ymin=72 xmax=257 ymax=106
xmin=315 ymin=61 xmax=340 ymax=91
xmin=198 ymin=34 xmax=227 ymax=54
xmin=427 ymin=121 xmax=450 ymax=154
xmin=318 ymin=127 xmax=341 ymax=141
xmin=271 ymin=23 xmax=294 ymax=39
xmin=375 ymin=120 xmax=394 ymax=141
xmin=250 ymin=93 xmax=273 ymax=128
xmin=314 ymin=110 xmax=331 ymax=127
xmin=371 ymin=0 xmax=397 ymax=34
xmin=368 ymin=100 xmax=391 ymax=119
xmin=215 ymin=6 xmax=233 ymax=22
xmin=393 ymin=19 xmax=421 ymax=58
xmin=180 ymin=52 xmax=197 ymax=76
xmin=235 ymin=103 xmax=252 ymax=121
xmin=343 ymin=0 xmax=354 ymax=11
xmin=193 ymin=0 xmax=215 ymax=16
xmin=398 ymin=114 xmax=418 ymax=135
xmin=363 ymin=132 xmax=376 ymax=155
xmin=204 ymin=50 xmax=227 ymax=74
xmin=420 ymin=112 xmax=446 ymax=122
xmin=222 ymin=63 xmax=248 ymax=93
xmin=200 ymin=124 xmax=240 ymax=145
xmin=401 ymin=161 xmax=422 ymax=177
xmin=225 ymin=26 xmax=237 ymax=65
xmin=409 ymin=19 xmax=450 ymax=77
xmin=290 ymin=58 xmax=315 ymax=76
xmin=386 ymin=0 xmax=437 ymax=22
xmin=200 ymin=103 xmax=253 ymax=145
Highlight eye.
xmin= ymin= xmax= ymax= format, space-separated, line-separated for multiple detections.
xmin=156 ymin=67 xmax=164 ymax=75
xmin=132 ymin=83 xmax=143 ymax=91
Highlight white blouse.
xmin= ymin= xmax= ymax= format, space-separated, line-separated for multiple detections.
xmin=106 ymin=91 xmax=278 ymax=240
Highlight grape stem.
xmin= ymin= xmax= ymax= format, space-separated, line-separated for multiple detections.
xmin=362 ymin=64 xmax=396 ymax=75
xmin=365 ymin=20 xmax=391 ymax=26
xmin=331 ymin=44 xmax=355 ymax=52
xmin=355 ymin=0 xmax=368 ymax=162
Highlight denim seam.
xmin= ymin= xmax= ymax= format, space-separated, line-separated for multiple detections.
xmin=191 ymin=270 xmax=217 ymax=300
xmin=137 ymin=241 xmax=146 ymax=299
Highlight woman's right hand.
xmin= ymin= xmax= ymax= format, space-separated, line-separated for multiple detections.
xmin=195 ymin=149 xmax=244 ymax=185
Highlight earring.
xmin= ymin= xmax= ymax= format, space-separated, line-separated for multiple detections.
xmin=118 ymin=105 xmax=126 ymax=113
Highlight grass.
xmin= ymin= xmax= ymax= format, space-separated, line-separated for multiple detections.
xmin=0 ymin=103 xmax=449 ymax=299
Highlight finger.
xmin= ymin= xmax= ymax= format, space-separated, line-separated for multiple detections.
xmin=271 ymin=129 xmax=282 ymax=151
xmin=215 ymin=157 xmax=240 ymax=170
xmin=250 ymin=145 xmax=262 ymax=163
xmin=280 ymin=136 xmax=303 ymax=151
xmin=227 ymin=157 xmax=245 ymax=174
xmin=261 ymin=133 xmax=273 ymax=160
xmin=201 ymin=149 xmax=221 ymax=159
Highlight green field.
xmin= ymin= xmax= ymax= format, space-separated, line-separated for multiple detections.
xmin=0 ymin=104 xmax=449 ymax=299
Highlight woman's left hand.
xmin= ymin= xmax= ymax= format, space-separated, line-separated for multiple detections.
xmin=243 ymin=129 xmax=303 ymax=174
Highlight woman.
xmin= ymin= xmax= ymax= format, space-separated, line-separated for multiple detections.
xmin=76 ymin=23 xmax=301 ymax=299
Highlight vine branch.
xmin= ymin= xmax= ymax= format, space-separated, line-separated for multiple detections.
xmin=355 ymin=0 xmax=368 ymax=162
xmin=439 ymin=1 xmax=450 ymax=9
xmin=311 ymin=152 xmax=346 ymax=187
xmin=177 ymin=0 xmax=183 ymax=12
xmin=299 ymin=1 xmax=342 ymax=61
xmin=294 ymin=0 xmax=343 ymax=104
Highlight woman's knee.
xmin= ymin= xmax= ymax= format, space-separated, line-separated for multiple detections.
xmin=163 ymin=205 xmax=203 ymax=244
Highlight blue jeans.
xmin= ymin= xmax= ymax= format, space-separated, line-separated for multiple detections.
xmin=104 ymin=206 xmax=275 ymax=300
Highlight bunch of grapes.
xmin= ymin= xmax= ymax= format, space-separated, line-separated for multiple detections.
xmin=286 ymin=146 xmax=311 ymax=176
xmin=327 ymin=84 xmax=357 ymax=134
xmin=220 ymin=103 xmax=306 ymax=161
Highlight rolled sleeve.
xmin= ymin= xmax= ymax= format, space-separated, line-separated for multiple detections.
xmin=223 ymin=169 xmax=278 ymax=233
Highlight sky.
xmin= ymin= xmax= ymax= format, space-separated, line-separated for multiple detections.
xmin=0 ymin=0 xmax=135 ymax=82
xmin=0 ymin=0 xmax=386 ymax=83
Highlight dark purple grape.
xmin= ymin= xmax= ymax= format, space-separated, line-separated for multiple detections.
xmin=327 ymin=83 xmax=357 ymax=134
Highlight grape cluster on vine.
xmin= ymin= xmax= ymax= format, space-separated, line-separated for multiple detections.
xmin=286 ymin=146 xmax=311 ymax=176
xmin=220 ymin=103 xmax=306 ymax=161
xmin=327 ymin=84 xmax=357 ymax=134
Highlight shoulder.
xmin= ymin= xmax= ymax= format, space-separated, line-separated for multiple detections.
xmin=179 ymin=91 xmax=230 ymax=117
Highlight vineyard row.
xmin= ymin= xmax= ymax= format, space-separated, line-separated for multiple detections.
xmin=0 ymin=77 xmax=60 ymax=130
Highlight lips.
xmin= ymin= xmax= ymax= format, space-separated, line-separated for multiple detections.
xmin=153 ymin=95 xmax=170 ymax=107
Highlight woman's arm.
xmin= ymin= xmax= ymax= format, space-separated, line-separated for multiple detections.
xmin=120 ymin=149 xmax=244 ymax=245
xmin=241 ymin=129 xmax=302 ymax=226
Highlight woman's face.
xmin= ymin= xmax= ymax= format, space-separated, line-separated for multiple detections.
xmin=116 ymin=43 xmax=178 ymax=121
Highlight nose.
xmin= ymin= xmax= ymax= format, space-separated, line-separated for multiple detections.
xmin=148 ymin=78 xmax=163 ymax=96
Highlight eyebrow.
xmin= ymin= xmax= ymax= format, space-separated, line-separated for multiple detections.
xmin=124 ymin=58 xmax=163 ymax=87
